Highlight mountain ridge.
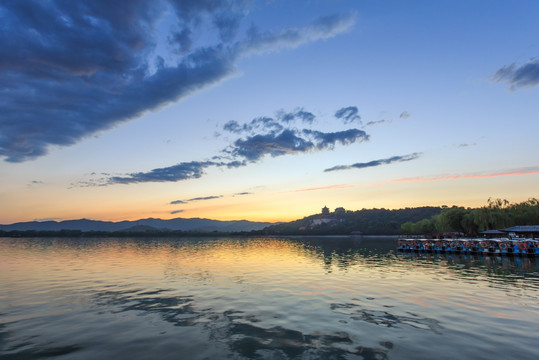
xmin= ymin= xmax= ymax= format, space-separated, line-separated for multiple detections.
xmin=0 ymin=217 xmax=275 ymax=232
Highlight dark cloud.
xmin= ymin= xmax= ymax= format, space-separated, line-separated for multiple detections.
xmin=494 ymin=58 xmax=539 ymax=90
xmin=187 ymin=195 xmax=223 ymax=201
xmin=231 ymin=130 xmax=315 ymax=161
xmin=213 ymin=11 xmax=243 ymax=43
xmin=170 ymin=210 xmax=184 ymax=215
xmin=0 ymin=1 xmax=355 ymax=162
xmin=335 ymin=106 xmax=361 ymax=124
xmin=247 ymin=117 xmax=284 ymax=134
xmin=365 ymin=120 xmax=389 ymax=126
xmin=169 ymin=28 xmax=193 ymax=54
xmin=223 ymin=117 xmax=284 ymax=135
xmin=325 ymin=153 xmax=421 ymax=172
xmin=277 ymin=108 xmax=315 ymax=124
xmin=223 ymin=127 xmax=368 ymax=162
xmin=223 ymin=120 xmax=243 ymax=134
xmin=399 ymin=111 xmax=411 ymax=119
xmin=222 ymin=108 xmax=316 ymax=137
xmin=233 ymin=192 xmax=252 ymax=196
xmin=303 ymin=129 xmax=369 ymax=149
xmin=109 ymin=161 xmax=215 ymax=184
xmin=170 ymin=195 xmax=223 ymax=205
xmin=224 ymin=160 xmax=247 ymax=168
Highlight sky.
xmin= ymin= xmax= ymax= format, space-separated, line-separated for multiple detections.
xmin=0 ymin=0 xmax=538 ymax=224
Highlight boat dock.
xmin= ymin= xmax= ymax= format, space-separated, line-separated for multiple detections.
xmin=397 ymin=238 xmax=538 ymax=256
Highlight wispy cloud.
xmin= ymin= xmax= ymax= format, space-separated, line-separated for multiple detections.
xmin=241 ymin=13 xmax=355 ymax=55
xmin=324 ymin=153 xmax=421 ymax=172
xmin=187 ymin=195 xmax=223 ymax=202
xmin=170 ymin=195 xmax=223 ymax=205
xmin=457 ymin=142 xmax=476 ymax=148
xmin=27 ymin=180 xmax=44 ymax=188
xmin=365 ymin=119 xmax=389 ymax=127
xmin=294 ymin=184 xmax=360 ymax=192
xmin=170 ymin=210 xmax=184 ymax=215
xmin=390 ymin=167 xmax=539 ymax=183
xmin=494 ymin=58 xmax=539 ymax=90
xmin=0 ymin=1 xmax=355 ymax=162
xmin=399 ymin=111 xmax=411 ymax=119
xmin=233 ymin=192 xmax=252 ymax=196
xmin=293 ymin=167 xmax=539 ymax=192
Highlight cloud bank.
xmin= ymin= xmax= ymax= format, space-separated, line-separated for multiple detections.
xmin=106 ymin=104 xmax=369 ymax=184
xmin=108 ymin=105 xmax=369 ymax=184
xmin=494 ymin=58 xmax=539 ymax=90
xmin=0 ymin=1 xmax=355 ymax=162
xmin=324 ymin=153 xmax=421 ymax=172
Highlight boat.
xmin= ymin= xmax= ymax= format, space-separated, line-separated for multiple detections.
xmin=397 ymin=237 xmax=538 ymax=256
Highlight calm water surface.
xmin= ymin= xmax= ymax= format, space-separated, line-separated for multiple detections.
xmin=1 ymin=236 xmax=538 ymax=359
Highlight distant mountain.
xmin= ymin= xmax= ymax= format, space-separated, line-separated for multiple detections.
xmin=0 ymin=217 xmax=275 ymax=233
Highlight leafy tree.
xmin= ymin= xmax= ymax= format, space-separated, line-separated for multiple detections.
xmin=400 ymin=198 xmax=539 ymax=235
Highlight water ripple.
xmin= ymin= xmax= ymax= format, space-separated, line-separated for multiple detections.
xmin=1 ymin=236 xmax=538 ymax=360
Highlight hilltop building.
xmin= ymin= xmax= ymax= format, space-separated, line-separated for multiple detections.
xmin=309 ymin=206 xmax=347 ymax=229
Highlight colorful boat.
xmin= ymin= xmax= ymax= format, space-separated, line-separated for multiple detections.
xmin=397 ymin=238 xmax=538 ymax=256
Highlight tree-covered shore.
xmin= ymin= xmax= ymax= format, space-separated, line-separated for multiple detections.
xmin=400 ymin=198 xmax=538 ymax=235
xmin=249 ymin=207 xmax=443 ymax=236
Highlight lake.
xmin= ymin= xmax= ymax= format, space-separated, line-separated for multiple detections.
xmin=1 ymin=236 xmax=538 ymax=359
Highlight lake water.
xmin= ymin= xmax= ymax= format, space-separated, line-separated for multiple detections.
xmin=1 ymin=236 xmax=538 ymax=360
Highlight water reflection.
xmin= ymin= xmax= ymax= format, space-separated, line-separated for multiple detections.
xmin=1 ymin=236 xmax=538 ymax=360
xmin=330 ymin=302 xmax=443 ymax=333
xmin=90 ymin=287 xmax=394 ymax=359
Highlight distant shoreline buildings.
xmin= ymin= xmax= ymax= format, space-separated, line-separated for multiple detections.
xmin=305 ymin=206 xmax=348 ymax=229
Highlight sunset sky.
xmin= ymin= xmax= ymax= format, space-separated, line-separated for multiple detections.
xmin=1 ymin=0 xmax=538 ymax=224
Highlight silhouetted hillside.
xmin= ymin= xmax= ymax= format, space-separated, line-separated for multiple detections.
xmin=254 ymin=207 xmax=443 ymax=235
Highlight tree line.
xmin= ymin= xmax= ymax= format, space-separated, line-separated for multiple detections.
xmin=400 ymin=198 xmax=539 ymax=235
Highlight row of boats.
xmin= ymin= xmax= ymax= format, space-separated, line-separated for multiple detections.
xmin=397 ymin=238 xmax=539 ymax=256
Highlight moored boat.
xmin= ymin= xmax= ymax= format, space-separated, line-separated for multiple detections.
xmin=397 ymin=238 xmax=538 ymax=256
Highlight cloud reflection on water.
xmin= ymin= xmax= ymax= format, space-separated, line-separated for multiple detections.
xmin=1 ymin=237 xmax=538 ymax=360
xmin=91 ymin=287 xmax=399 ymax=359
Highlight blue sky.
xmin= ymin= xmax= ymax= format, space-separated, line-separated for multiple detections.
xmin=0 ymin=0 xmax=538 ymax=223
